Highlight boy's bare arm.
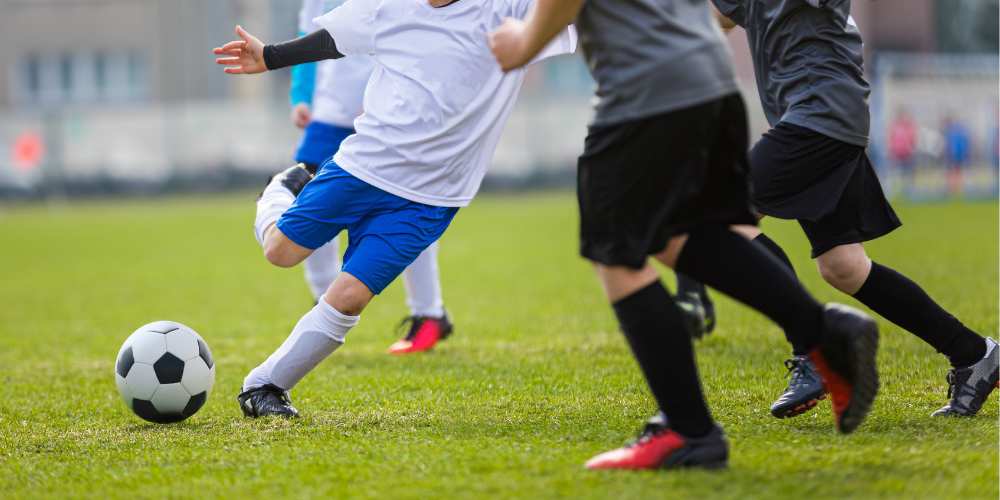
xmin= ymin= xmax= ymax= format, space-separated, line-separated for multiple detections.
xmin=488 ymin=0 xmax=582 ymax=72
xmin=214 ymin=25 xmax=344 ymax=75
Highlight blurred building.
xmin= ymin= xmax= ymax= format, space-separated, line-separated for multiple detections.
xmin=0 ymin=0 xmax=297 ymax=109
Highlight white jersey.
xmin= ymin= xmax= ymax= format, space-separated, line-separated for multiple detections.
xmin=314 ymin=0 xmax=576 ymax=207
xmin=299 ymin=0 xmax=374 ymax=127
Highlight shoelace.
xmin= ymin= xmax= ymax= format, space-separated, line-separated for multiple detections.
xmin=783 ymin=358 xmax=811 ymax=389
xmin=945 ymin=370 xmax=956 ymax=399
xmin=395 ymin=316 xmax=424 ymax=341
xmin=627 ymin=419 xmax=669 ymax=448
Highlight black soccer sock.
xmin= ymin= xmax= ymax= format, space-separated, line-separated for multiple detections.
xmin=613 ymin=281 xmax=714 ymax=438
xmin=674 ymin=226 xmax=823 ymax=352
xmin=675 ymin=273 xmax=705 ymax=297
xmin=754 ymin=233 xmax=797 ymax=278
xmin=853 ymin=262 xmax=987 ymax=367
xmin=753 ymin=233 xmax=808 ymax=354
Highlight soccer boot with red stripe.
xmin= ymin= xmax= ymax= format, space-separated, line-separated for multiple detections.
xmin=932 ymin=337 xmax=999 ymax=417
xmin=770 ymin=355 xmax=827 ymax=418
xmin=585 ymin=412 xmax=728 ymax=470
xmin=387 ymin=312 xmax=454 ymax=355
xmin=808 ymin=304 xmax=880 ymax=434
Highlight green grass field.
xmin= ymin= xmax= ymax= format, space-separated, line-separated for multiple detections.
xmin=0 ymin=192 xmax=996 ymax=499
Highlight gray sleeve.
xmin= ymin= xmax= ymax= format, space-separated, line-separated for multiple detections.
xmin=710 ymin=0 xmax=747 ymax=27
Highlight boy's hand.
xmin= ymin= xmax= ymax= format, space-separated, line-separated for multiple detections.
xmin=489 ymin=18 xmax=536 ymax=72
xmin=214 ymin=25 xmax=267 ymax=74
xmin=291 ymin=103 xmax=312 ymax=129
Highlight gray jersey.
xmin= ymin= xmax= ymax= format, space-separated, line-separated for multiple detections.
xmin=712 ymin=0 xmax=871 ymax=145
xmin=576 ymin=0 xmax=739 ymax=127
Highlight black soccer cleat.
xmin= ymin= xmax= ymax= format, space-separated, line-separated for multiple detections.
xmin=237 ymin=384 xmax=300 ymax=418
xmin=258 ymin=164 xmax=314 ymax=200
xmin=808 ymin=304 xmax=880 ymax=434
xmin=932 ymin=337 xmax=999 ymax=417
xmin=585 ymin=411 xmax=728 ymax=470
xmin=676 ymin=292 xmax=713 ymax=339
xmin=770 ymin=356 xmax=827 ymax=418
xmin=701 ymin=290 xmax=716 ymax=335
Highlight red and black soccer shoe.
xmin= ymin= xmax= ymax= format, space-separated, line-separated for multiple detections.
xmin=585 ymin=413 xmax=728 ymax=471
xmin=387 ymin=312 xmax=454 ymax=355
xmin=809 ymin=304 xmax=880 ymax=434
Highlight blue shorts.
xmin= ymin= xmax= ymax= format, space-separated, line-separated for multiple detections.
xmin=276 ymin=161 xmax=459 ymax=295
xmin=294 ymin=121 xmax=354 ymax=168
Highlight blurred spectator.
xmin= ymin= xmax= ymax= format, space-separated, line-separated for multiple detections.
xmin=888 ymin=108 xmax=918 ymax=190
xmin=942 ymin=116 xmax=972 ymax=196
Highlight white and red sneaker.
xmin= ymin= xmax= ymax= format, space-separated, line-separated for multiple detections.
xmin=585 ymin=413 xmax=728 ymax=470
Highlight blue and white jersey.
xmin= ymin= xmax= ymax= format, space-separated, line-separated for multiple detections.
xmin=292 ymin=0 xmax=375 ymax=128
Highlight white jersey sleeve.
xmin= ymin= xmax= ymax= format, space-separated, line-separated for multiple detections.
xmin=314 ymin=0 xmax=380 ymax=56
xmin=529 ymin=26 xmax=577 ymax=65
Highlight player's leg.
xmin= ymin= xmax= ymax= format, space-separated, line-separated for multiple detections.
xmin=580 ymin=95 xmax=878 ymax=471
xmin=586 ymin=261 xmax=729 ymax=470
xmin=814 ymin=242 xmax=997 ymax=416
xmin=732 ymin=222 xmax=830 ymax=418
xmin=240 ymin=162 xmax=375 ymax=417
xmin=744 ymin=123 xmax=889 ymax=419
xmin=240 ymin=163 xmax=459 ymax=418
xmin=791 ymin=145 xmax=996 ymax=416
xmin=239 ymin=271 xmax=369 ymax=417
xmin=303 ymin=238 xmax=341 ymax=302
xmin=388 ymin=242 xmax=455 ymax=355
xmin=294 ymin=122 xmax=356 ymax=300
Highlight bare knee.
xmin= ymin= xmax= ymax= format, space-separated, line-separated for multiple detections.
xmin=263 ymin=229 xmax=312 ymax=268
xmin=816 ymin=244 xmax=871 ymax=294
xmin=653 ymin=235 xmax=689 ymax=269
xmin=322 ymin=272 xmax=374 ymax=316
xmin=592 ymin=263 xmax=659 ymax=303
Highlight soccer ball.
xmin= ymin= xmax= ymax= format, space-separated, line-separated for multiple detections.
xmin=114 ymin=321 xmax=215 ymax=423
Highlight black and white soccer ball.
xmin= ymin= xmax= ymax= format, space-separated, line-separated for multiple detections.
xmin=114 ymin=321 xmax=215 ymax=423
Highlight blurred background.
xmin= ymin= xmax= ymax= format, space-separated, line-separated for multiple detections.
xmin=0 ymin=0 xmax=996 ymax=200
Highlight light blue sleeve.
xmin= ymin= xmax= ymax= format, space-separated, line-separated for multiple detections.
xmin=290 ymin=0 xmax=327 ymax=107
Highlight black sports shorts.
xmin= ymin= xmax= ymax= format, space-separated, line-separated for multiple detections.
xmin=750 ymin=122 xmax=902 ymax=258
xmin=577 ymin=93 xmax=758 ymax=269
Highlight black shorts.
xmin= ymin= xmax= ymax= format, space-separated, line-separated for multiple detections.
xmin=578 ymin=94 xmax=758 ymax=269
xmin=750 ymin=122 xmax=902 ymax=257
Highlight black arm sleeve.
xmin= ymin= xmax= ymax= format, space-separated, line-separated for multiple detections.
xmin=263 ymin=30 xmax=344 ymax=71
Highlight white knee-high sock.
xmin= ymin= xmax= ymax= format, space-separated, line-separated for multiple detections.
xmin=304 ymin=236 xmax=341 ymax=301
xmin=255 ymin=182 xmax=295 ymax=246
xmin=243 ymin=300 xmax=359 ymax=391
xmin=403 ymin=241 xmax=445 ymax=318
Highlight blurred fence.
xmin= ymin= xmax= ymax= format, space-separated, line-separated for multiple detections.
xmin=0 ymin=97 xmax=593 ymax=198
xmin=0 ymin=53 xmax=997 ymax=200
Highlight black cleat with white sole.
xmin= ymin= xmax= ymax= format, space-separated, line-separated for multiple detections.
xmin=675 ymin=290 xmax=716 ymax=340
xmin=932 ymin=337 xmax=999 ymax=417
xmin=258 ymin=164 xmax=314 ymax=200
xmin=238 ymin=384 xmax=300 ymax=418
